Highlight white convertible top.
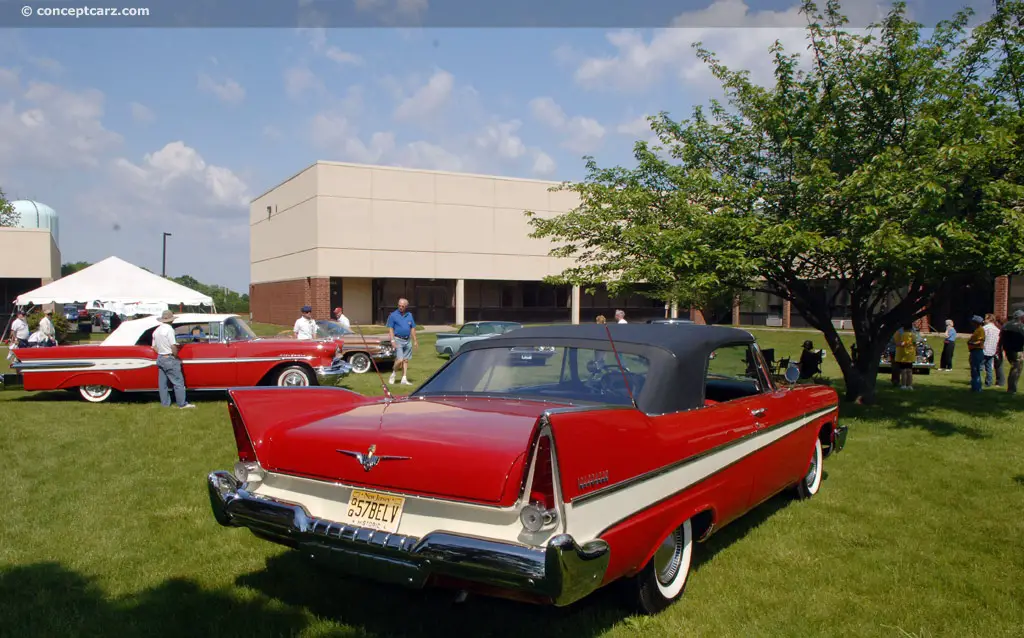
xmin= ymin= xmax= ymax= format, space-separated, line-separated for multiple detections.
xmin=101 ymin=314 xmax=239 ymax=346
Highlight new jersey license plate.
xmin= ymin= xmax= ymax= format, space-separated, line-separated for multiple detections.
xmin=342 ymin=489 xmax=406 ymax=533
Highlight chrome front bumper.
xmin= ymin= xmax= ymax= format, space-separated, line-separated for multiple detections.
xmin=314 ymin=358 xmax=353 ymax=386
xmin=207 ymin=471 xmax=610 ymax=606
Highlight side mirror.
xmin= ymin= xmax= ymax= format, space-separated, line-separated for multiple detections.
xmin=784 ymin=363 xmax=800 ymax=384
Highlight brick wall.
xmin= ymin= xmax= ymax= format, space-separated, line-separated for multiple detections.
xmin=250 ymin=277 xmax=331 ymax=326
xmin=994 ymin=275 xmax=1009 ymax=319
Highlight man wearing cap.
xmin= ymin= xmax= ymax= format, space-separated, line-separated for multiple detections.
xmin=967 ymin=315 xmax=987 ymax=392
xmin=999 ymin=310 xmax=1024 ymax=394
xmin=10 ymin=309 xmax=29 ymax=348
xmin=152 ymin=310 xmax=194 ymax=409
xmin=38 ymin=307 xmax=56 ymax=347
xmin=333 ymin=307 xmax=351 ymax=332
xmin=294 ymin=306 xmax=318 ymax=340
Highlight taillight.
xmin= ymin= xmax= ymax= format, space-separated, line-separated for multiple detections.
xmin=228 ymin=401 xmax=257 ymax=463
xmin=529 ymin=435 xmax=555 ymax=509
xmin=521 ymin=434 xmax=558 ymax=532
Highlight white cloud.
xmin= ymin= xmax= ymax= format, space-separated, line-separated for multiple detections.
xmin=324 ymin=47 xmax=364 ymax=66
xmin=474 ymin=119 xmax=526 ymax=160
xmin=302 ymin=27 xmax=365 ymax=66
xmin=284 ymin=65 xmax=325 ymax=99
xmin=0 ymin=80 xmax=122 ymax=169
xmin=393 ymin=69 xmax=454 ymax=122
xmin=568 ymin=0 xmax=891 ymax=91
xmin=129 ymin=101 xmax=155 ymax=123
xmin=31 ymin=57 xmax=64 ymax=74
xmin=263 ymin=125 xmax=284 ymax=141
xmin=528 ymin=96 xmax=606 ymax=154
xmin=616 ymin=114 xmax=652 ymax=136
xmin=197 ymin=72 xmax=246 ymax=104
xmin=531 ymin=150 xmax=557 ymax=177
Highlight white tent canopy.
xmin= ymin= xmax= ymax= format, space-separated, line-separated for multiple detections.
xmin=14 ymin=256 xmax=214 ymax=310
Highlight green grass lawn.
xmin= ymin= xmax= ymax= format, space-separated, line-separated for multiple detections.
xmin=1 ymin=329 xmax=1022 ymax=637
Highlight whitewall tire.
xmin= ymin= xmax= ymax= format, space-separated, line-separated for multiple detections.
xmin=631 ymin=518 xmax=694 ymax=614
xmin=796 ymin=437 xmax=824 ymax=499
xmin=79 ymin=385 xmax=114 ymax=403
xmin=276 ymin=366 xmax=312 ymax=387
xmin=347 ymin=352 xmax=372 ymax=374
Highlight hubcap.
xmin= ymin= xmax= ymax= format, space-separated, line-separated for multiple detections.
xmin=84 ymin=385 xmax=108 ymax=397
xmin=282 ymin=372 xmax=308 ymax=386
xmin=805 ymin=445 xmax=819 ymax=488
xmin=351 ymin=354 xmax=371 ymax=373
xmin=653 ymin=528 xmax=684 ymax=585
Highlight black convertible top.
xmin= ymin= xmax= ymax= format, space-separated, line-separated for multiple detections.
xmin=457 ymin=323 xmax=757 ymax=414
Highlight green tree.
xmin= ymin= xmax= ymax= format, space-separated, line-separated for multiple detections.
xmin=170 ymin=274 xmax=249 ymax=313
xmin=0 ymin=188 xmax=17 ymax=227
xmin=528 ymin=0 xmax=1024 ymax=403
xmin=61 ymin=261 xmax=92 ymax=277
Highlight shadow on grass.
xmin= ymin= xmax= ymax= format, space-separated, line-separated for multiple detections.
xmin=839 ymin=382 xmax=1022 ymax=440
xmin=1013 ymin=475 xmax=1024 ymax=487
xmin=235 ymin=551 xmax=629 ymax=638
xmin=0 ymin=562 xmax=310 ymax=638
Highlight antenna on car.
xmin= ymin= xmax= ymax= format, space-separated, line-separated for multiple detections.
xmin=603 ymin=324 xmax=638 ymax=411
xmin=348 ymin=320 xmax=393 ymax=402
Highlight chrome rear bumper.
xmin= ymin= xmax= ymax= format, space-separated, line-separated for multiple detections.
xmin=207 ymin=471 xmax=610 ymax=606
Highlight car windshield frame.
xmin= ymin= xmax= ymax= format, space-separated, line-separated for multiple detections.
xmin=413 ymin=343 xmax=651 ymax=408
xmin=222 ymin=316 xmax=258 ymax=342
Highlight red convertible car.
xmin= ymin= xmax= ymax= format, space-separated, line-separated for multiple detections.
xmin=208 ymin=324 xmax=846 ymax=613
xmin=2 ymin=313 xmax=352 ymax=402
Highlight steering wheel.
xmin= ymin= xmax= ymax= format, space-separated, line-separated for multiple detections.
xmin=585 ymin=361 xmax=644 ymax=398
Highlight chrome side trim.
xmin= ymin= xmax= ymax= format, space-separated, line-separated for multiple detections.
xmin=571 ymin=405 xmax=838 ymax=506
xmin=207 ymin=471 xmax=609 ymax=606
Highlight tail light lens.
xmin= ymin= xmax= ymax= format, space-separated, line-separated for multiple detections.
xmin=529 ymin=435 xmax=555 ymax=509
xmin=228 ymin=400 xmax=257 ymax=463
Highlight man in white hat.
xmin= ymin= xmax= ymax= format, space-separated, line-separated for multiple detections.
xmin=38 ymin=306 xmax=56 ymax=347
xmin=152 ymin=310 xmax=194 ymax=409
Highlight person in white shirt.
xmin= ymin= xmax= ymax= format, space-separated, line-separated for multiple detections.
xmin=982 ymin=313 xmax=1002 ymax=387
xmin=294 ymin=306 xmax=318 ymax=340
xmin=38 ymin=308 xmax=56 ymax=346
xmin=152 ymin=310 xmax=194 ymax=409
xmin=9 ymin=309 xmax=29 ymax=348
xmin=615 ymin=309 xmax=628 ymax=324
xmin=333 ymin=307 xmax=351 ymax=332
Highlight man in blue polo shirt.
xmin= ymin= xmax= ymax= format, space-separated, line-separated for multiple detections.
xmin=386 ymin=297 xmax=418 ymax=385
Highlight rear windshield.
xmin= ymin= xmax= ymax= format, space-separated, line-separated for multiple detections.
xmin=414 ymin=345 xmax=650 ymax=407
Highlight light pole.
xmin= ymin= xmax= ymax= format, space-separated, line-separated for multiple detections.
xmin=162 ymin=232 xmax=172 ymax=277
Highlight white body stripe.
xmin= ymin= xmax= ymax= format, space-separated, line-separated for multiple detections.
xmin=562 ymin=406 xmax=836 ymax=542
xmin=17 ymin=356 xmax=308 ymax=375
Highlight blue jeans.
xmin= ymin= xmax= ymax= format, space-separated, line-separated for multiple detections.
xmin=394 ymin=336 xmax=413 ymax=361
xmin=969 ymin=350 xmax=985 ymax=392
xmin=983 ymin=355 xmax=995 ymax=386
xmin=156 ymin=355 xmax=187 ymax=407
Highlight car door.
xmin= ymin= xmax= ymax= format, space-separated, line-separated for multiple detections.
xmin=176 ymin=322 xmax=238 ymax=388
xmin=741 ymin=344 xmax=811 ymax=505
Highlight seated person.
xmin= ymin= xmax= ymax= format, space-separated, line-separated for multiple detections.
xmin=190 ymin=326 xmax=206 ymax=342
xmin=798 ymin=340 xmax=823 ymax=379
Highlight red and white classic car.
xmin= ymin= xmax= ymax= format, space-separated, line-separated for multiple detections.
xmin=2 ymin=313 xmax=352 ymax=402
xmin=208 ymin=324 xmax=847 ymax=613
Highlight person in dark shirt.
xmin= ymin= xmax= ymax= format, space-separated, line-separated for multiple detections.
xmin=999 ymin=310 xmax=1024 ymax=394
xmin=798 ymin=340 xmax=822 ymax=380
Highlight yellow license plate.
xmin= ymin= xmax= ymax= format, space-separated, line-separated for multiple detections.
xmin=343 ymin=489 xmax=406 ymax=533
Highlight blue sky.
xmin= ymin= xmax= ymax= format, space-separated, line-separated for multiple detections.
xmin=0 ymin=0 xmax=990 ymax=292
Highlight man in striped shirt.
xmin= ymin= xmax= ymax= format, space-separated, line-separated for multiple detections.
xmin=982 ymin=313 xmax=1001 ymax=387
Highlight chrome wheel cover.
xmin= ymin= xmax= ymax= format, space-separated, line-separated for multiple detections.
xmin=349 ymin=353 xmax=371 ymax=374
xmin=83 ymin=385 xmax=110 ymax=398
xmin=280 ymin=371 xmax=309 ymax=386
xmin=654 ymin=528 xmax=684 ymax=586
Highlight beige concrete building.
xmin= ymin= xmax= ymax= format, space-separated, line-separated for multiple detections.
xmin=1 ymin=226 xmax=62 ymax=328
xmin=249 ymin=161 xmax=668 ymax=326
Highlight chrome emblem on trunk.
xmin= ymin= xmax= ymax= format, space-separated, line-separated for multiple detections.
xmin=337 ymin=444 xmax=411 ymax=472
